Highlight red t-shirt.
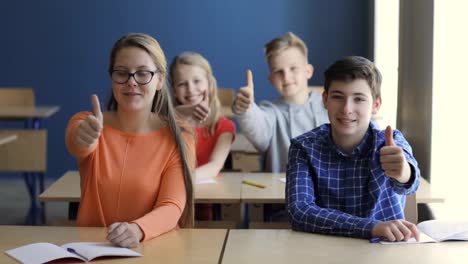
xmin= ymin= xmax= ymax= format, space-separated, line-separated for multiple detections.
xmin=195 ymin=117 xmax=236 ymax=167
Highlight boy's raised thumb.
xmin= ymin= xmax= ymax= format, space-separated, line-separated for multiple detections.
xmin=246 ymin=69 xmax=254 ymax=92
xmin=91 ymin=94 xmax=103 ymax=122
xmin=385 ymin=125 xmax=396 ymax=146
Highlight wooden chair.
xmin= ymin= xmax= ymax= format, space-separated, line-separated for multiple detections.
xmin=404 ymin=194 xmax=418 ymax=224
xmin=0 ymin=88 xmax=45 ymax=170
xmin=0 ymin=88 xmax=35 ymax=107
xmin=217 ymin=88 xmax=235 ymax=107
xmin=217 ymin=88 xmax=235 ymax=118
xmin=0 ymin=88 xmax=47 ymax=224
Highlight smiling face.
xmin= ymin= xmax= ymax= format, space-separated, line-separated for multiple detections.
xmin=172 ymin=64 xmax=209 ymax=106
xmin=111 ymin=47 xmax=162 ymax=113
xmin=323 ymin=79 xmax=381 ymax=145
xmin=268 ymin=47 xmax=313 ymax=101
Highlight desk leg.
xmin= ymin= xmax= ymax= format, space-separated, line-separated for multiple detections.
xmin=21 ymin=118 xmax=46 ymax=225
xmin=39 ymin=172 xmax=46 ymax=224
xmin=243 ymin=204 xmax=250 ymax=229
xmin=68 ymin=202 xmax=79 ymax=220
xmin=33 ymin=118 xmax=46 ymax=224
xmin=23 ymin=172 xmax=39 ymax=225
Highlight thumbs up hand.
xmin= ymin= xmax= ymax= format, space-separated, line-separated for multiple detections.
xmin=379 ymin=126 xmax=412 ymax=183
xmin=75 ymin=94 xmax=104 ymax=147
xmin=192 ymin=89 xmax=210 ymax=125
xmin=175 ymin=89 xmax=211 ymax=126
xmin=232 ymin=69 xmax=254 ymax=113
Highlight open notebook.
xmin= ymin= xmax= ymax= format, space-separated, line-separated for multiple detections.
xmin=380 ymin=220 xmax=468 ymax=244
xmin=5 ymin=242 xmax=142 ymax=263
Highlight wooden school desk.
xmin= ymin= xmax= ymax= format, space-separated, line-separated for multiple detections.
xmin=195 ymin=172 xmax=243 ymax=204
xmin=40 ymin=171 xmax=244 ymax=204
xmin=222 ymin=229 xmax=468 ymax=264
xmin=39 ymin=171 xmax=245 ymax=223
xmin=0 ymin=105 xmax=60 ymax=225
xmin=195 ymin=172 xmax=244 ymax=225
xmin=0 ymin=226 xmax=227 ymax=264
xmin=240 ymin=173 xmax=444 ymax=204
xmin=40 ymin=171 xmax=442 ymax=225
xmin=240 ymin=173 xmax=444 ymax=226
xmin=0 ymin=106 xmax=60 ymax=120
xmin=0 ymin=133 xmax=17 ymax=146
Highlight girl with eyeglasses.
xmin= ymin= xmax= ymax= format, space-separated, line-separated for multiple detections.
xmin=65 ymin=33 xmax=195 ymax=248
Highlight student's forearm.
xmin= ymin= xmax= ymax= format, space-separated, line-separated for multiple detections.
xmin=195 ymin=132 xmax=234 ymax=180
xmin=195 ymin=161 xmax=225 ymax=180
xmin=390 ymin=162 xmax=420 ymax=194
xmin=236 ymin=103 xmax=272 ymax=152
xmin=394 ymin=161 xmax=412 ymax=184
xmin=288 ymin=202 xmax=377 ymax=238
xmin=134 ymin=203 xmax=183 ymax=241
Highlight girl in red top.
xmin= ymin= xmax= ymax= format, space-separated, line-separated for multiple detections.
xmin=170 ymin=52 xmax=236 ymax=220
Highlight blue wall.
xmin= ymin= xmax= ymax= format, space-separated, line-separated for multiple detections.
xmin=0 ymin=0 xmax=371 ymax=179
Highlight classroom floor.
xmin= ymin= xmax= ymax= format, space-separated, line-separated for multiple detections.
xmin=0 ymin=176 xmax=68 ymax=225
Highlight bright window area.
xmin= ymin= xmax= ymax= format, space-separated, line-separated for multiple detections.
xmin=431 ymin=0 xmax=468 ymax=220
xmin=374 ymin=1 xmax=399 ymax=129
xmin=375 ymin=0 xmax=468 ymax=220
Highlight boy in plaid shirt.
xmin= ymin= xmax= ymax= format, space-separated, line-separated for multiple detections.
xmin=286 ymin=56 xmax=420 ymax=242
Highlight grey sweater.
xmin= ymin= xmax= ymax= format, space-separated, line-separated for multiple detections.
xmin=235 ymin=91 xmax=329 ymax=172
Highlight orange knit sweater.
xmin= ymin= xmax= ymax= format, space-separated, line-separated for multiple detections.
xmin=65 ymin=112 xmax=194 ymax=241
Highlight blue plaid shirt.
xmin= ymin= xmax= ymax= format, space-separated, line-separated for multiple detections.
xmin=286 ymin=121 xmax=420 ymax=238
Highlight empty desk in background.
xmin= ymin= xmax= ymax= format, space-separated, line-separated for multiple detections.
xmin=0 ymin=106 xmax=59 ymax=120
xmin=0 ymin=226 xmax=227 ymax=264
xmin=0 ymin=133 xmax=17 ymax=146
xmin=38 ymin=171 xmax=80 ymax=202
xmin=0 ymin=105 xmax=60 ymax=225
xmin=222 ymin=229 xmax=468 ymax=264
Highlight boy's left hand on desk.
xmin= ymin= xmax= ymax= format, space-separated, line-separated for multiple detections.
xmin=107 ymin=222 xmax=143 ymax=248
xmin=371 ymin=219 xmax=420 ymax=242
xmin=380 ymin=126 xmax=411 ymax=183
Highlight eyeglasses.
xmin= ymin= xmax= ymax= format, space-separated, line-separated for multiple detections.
xmin=110 ymin=70 xmax=158 ymax=85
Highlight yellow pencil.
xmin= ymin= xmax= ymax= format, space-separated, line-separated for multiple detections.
xmin=242 ymin=180 xmax=266 ymax=189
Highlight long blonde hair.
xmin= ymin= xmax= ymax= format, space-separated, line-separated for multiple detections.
xmin=106 ymin=33 xmax=194 ymax=227
xmin=169 ymin=51 xmax=222 ymax=136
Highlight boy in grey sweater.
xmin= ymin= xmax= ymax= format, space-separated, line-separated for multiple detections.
xmin=232 ymin=32 xmax=329 ymax=173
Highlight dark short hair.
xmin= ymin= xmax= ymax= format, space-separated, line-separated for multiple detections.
xmin=324 ymin=56 xmax=382 ymax=99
